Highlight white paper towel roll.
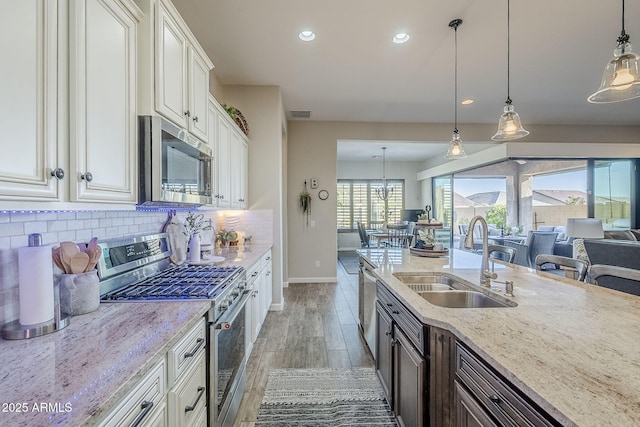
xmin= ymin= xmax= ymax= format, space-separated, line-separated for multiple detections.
xmin=18 ymin=245 xmax=54 ymax=325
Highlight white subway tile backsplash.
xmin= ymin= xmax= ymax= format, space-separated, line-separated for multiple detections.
xmin=0 ymin=208 xmax=273 ymax=326
xmin=10 ymin=212 xmax=36 ymax=222
xmin=0 ymin=223 xmax=24 ymax=238
xmin=24 ymin=221 xmax=48 ymax=234
xmin=35 ymin=212 xmax=58 ymax=221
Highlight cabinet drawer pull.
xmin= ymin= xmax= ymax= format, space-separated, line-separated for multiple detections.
xmin=391 ymin=338 xmax=398 ymax=346
xmin=81 ymin=172 xmax=93 ymax=182
xmin=386 ymin=303 xmax=393 ymax=307
xmin=392 ymin=310 xmax=400 ymax=314
xmin=385 ymin=330 xmax=392 ymax=336
xmin=184 ymin=338 xmax=205 ymax=358
xmin=50 ymin=168 xmax=65 ymax=180
xmin=489 ymin=395 xmax=501 ymax=404
xmin=185 ymin=386 xmax=205 ymax=412
xmin=130 ymin=400 xmax=154 ymax=427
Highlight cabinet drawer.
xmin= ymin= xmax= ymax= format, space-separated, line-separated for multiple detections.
xmin=97 ymin=360 xmax=166 ymax=427
xmin=456 ymin=343 xmax=557 ymax=427
xmin=168 ymin=318 xmax=207 ymax=387
xmin=377 ymin=281 xmax=425 ymax=355
xmin=168 ymin=352 xmax=207 ymax=426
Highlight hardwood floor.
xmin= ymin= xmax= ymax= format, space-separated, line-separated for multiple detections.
xmin=233 ymin=261 xmax=374 ymax=426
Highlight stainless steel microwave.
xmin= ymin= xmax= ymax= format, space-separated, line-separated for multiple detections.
xmin=138 ymin=116 xmax=213 ymax=206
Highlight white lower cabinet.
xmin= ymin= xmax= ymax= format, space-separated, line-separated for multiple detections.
xmin=167 ymin=352 xmax=207 ymax=426
xmin=246 ymin=250 xmax=273 ymax=351
xmin=97 ymin=361 xmax=167 ymax=427
xmin=97 ymin=318 xmax=207 ymax=427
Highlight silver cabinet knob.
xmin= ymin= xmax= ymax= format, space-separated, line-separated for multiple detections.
xmin=50 ymin=168 xmax=65 ymax=180
xmin=193 ymin=116 xmax=198 ymax=123
xmin=81 ymin=172 xmax=93 ymax=182
xmin=184 ymin=110 xmax=191 ymax=117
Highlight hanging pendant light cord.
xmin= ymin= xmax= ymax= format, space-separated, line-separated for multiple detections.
xmin=506 ymin=0 xmax=512 ymax=105
xmin=452 ymin=21 xmax=459 ymax=133
xmin=618 ymin=0 xmax=629 ymax=44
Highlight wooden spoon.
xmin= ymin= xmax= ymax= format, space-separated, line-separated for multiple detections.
xmin=60 ymin=241 xmax=80 ymax=271
xmin=51 ymin=247 xmax=66 ymax=272
xmin=70 ymin=252 xmax=90 ymax=274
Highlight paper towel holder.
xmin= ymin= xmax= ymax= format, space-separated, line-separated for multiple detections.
xmin=2 ymin=234 xmax=70 ymax=340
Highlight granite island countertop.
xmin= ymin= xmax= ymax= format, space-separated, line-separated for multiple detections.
xmin=0 ymin=243 xmax=272 ymax=426
xmin=358 ymin=248 xmax=640 ymax=427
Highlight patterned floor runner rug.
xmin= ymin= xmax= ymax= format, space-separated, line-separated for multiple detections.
xmin=255 ymin=367 xmax=397 ymax=426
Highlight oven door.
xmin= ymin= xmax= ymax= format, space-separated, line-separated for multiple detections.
xmin=211 ymin=291 xmax=250 ymax=427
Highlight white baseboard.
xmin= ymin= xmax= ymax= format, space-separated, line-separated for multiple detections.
xmin=269 ymin=302 xmax=284 ymax=311
xmin=287 ymin=277 xmax=338 ymax=284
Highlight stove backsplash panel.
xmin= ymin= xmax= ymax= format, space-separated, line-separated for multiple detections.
xmin=0 ymin=209 xmax=273 ymax=325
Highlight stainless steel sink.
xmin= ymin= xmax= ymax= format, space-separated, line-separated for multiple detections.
xmin=392 ymin=272 xmax=458 ymax=292
xmin=418 ymin=290 xmax=516 ymax=308
xmin=393 ymin=272 xmax=517 ymax=308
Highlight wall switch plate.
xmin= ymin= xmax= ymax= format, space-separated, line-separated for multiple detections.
xmin=310 ymin=178 xmax=318 ymax=189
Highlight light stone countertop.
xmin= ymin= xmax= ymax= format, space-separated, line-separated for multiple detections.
xmin=0 ymin=244 xmax=272 ymax=427
xmin=358 ymin=248 xmax=640 ymax=427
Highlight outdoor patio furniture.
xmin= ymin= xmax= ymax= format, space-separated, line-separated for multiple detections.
xmin=504 ymin=231 xmax=558 ymax=268
xmin=488 ymin=244 xmax=516 ymax=264
xmin=534 ymin=254 xmax=588 ymax=281
xmin=589 ymin=264 xmax=640 ymax=296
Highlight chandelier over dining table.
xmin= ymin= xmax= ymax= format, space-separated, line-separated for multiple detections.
xmin=376 ymin=147 xmax=393 ymax=201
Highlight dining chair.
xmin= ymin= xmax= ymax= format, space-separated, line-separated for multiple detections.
xmin=487 ymin=244 xmax=516 ymax=264
xmin=534 ymin=254 xmax=588 ymax=282
xmin=356 ymin=221 xmax=370 ymax=248
xmin=589 ymin=264 xmax=640 ymax=296
xmin=382 ymin=224 xmax=410 ymax=248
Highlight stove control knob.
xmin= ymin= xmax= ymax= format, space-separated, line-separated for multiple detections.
xmin=219 ymin=301 xmax=229 ymax=312
xmin=238 ymin=282 xmax=246 ymax=290
xmin=231 ymin=288 xmax=240 ymax=297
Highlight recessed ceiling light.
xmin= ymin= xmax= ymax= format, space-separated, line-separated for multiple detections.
xmin=393 ymin=33 xmax=410 ymax=44
xmin=299 ymin=30 xmax=316 ymax=41
xmin=461 ymin=99 xmax=474 ymax=105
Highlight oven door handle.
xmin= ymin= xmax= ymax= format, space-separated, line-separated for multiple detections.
xmin=213 ymin=291 xmax=250 ymax=329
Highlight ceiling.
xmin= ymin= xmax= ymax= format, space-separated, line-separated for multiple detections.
xmin=172 ymin=0 xmax=640 ymax=161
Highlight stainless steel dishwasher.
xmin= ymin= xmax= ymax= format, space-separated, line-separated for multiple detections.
xmin=358 ymin=256 xmax=377 ymax=358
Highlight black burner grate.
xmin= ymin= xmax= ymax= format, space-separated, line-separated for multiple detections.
xmin=101 ymin=265 xmax=243 ymax=301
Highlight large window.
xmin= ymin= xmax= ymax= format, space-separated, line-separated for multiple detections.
xmin=594 ymin=160 xmax=633 ymax=230
xmin=337 ymin=179 xmax=404 ymax=231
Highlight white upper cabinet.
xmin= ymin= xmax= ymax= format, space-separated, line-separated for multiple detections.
xmin=0 ymin=0 xmax=141 ymax=207
xmin=0 ymin=0 xmax=61 ymax=201
xmin=208 ymin=96 xmax=249 ymax=209
xmin=154 ymin=0 xmax=212 ymax=142
xmin=231 ymin=130 xmax=248 ymax=209
xmin=69 ymin=0 xmax=141 ymax=203
xmin=216 ymin=105 xmax=232 ymax=208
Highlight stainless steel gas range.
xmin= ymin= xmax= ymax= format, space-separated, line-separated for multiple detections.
xmin=97 ymin=233 xmax=250 ymax=427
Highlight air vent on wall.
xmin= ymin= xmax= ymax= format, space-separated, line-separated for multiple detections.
xmin=290 ymin=110 xmax=311 ymax=119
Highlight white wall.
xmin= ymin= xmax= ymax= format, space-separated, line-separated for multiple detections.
xmin=287 ymin=121 xmax=640 ymax=281
xmin=222 ymin=85 xmax=287 ymax=309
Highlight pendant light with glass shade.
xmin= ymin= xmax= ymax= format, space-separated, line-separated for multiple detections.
xmin=588 ymin=0 xmax=640 ymax=103
xmin=445 ymin=19 xmax=468 ymax=159
xmin=375 ymin=147 xmax=393 ymax=201
xmin=492 ymin=0 xmax=529 ymax=141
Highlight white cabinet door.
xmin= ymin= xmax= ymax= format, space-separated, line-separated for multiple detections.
xmin=155 ymin=0 xmax=188 ymax=128
xmin=216 ymin=114 xmax=231 ymax=208
xmin=230 ymin=130 xmax=248 ymax=209
xmin=0 ymin=0 xmax=61 ymax=201
xmin=188 ymin=48 xmax=209 ymax=142
xmin=207 ymin=97 xmax=218 ymax=205
xmin=69 ymin=0 xmax=139 ymax=203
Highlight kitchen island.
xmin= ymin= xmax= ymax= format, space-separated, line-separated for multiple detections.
xmin=359 ymin=248 xmax=640 ymax=427
xmin=0 ymin=243 xmax=271 ymax=426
